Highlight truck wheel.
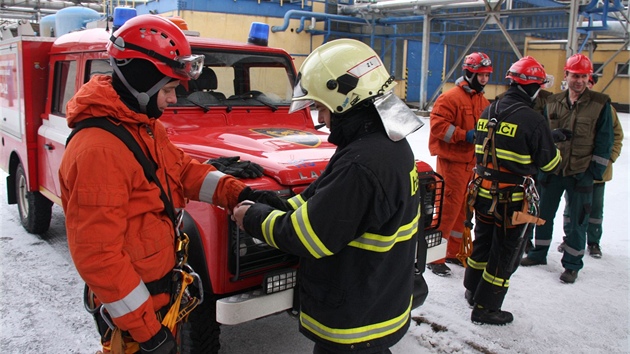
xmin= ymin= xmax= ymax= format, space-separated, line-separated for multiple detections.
xmin=179 ymin=292 xmax=221 ymax=354
xmin=15 ymin=163 xmax=53 ymax=234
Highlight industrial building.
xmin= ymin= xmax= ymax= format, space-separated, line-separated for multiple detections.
xmin=1 ymin=0 xmax=628 ymax=111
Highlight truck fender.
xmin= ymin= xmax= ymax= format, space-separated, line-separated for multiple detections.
xmin=180 ymin=210 xmax=212 ymax=295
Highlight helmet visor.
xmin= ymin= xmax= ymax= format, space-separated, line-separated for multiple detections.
xmin=288 ymin=76 xmax=313 ymax=113
xmin=543 ymin=74 xmax=554 ymax=89
xmin=289 ymin=99 xmax=313 ymax=114
xmin=174 ymin=54 xmax=205 ymax=80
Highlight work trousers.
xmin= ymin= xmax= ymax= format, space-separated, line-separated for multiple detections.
xmin=562 ymin=182 xmax=605 ymax=245
xmin=527 ymin=173 xmax=593 ymax=271
xmin=433 ymin=157 xmax=475 ymax=262
xmin=464 ymin=196 xmax=528 ymax=311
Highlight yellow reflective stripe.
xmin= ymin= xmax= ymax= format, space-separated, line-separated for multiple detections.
xmin=290 ymin=204 xmax=333 ymax=258
xmin=103 ymin=281 xmax=150 ymax=319
xmin=466 ymin=257 xmax=486 ymax=270
xmin=477 ymin=188 xmax=524 ymax=201
xmin=261 ymin=210 xmax=285 ymax=248
xmin=287 ymin=194 xmax=304 ymax=210
xmin=475 ymin=146 xmax=532 ymax=165
xmin=348 ymin=212 xmax=419 ymax=252
xmin=541 ymin=149 xmax=561 ymax=172
xmin=482 ymin=269 xmax=510 ymax=288
xmin=494 ymin=148 xmax=532 ymax=164
xmin=300 ymin=297 xmax=412 ymax=344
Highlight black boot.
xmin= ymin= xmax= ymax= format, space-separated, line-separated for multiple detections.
xmin=464 ymin=290 xmax=474 ymax=307
xmin=471 ymin=305 xmax=513 ymax=325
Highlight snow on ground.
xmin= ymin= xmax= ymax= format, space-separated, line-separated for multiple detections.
xmin=0 ymin=113 xmax=628 ymax=354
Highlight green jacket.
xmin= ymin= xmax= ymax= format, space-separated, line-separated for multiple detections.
xmin=598 ymin=107 xmax=624 ymax=183
xmin=545 ymin=89 xmax=614 ymax=179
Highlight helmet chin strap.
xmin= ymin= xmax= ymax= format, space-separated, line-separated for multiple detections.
xmin=516 ymin=84 xmax=541 ymax=102
xmin=110 ymin=58 xmax=171 ymax=114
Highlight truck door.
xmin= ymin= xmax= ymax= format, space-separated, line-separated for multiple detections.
xmin=38 ymin=53 xmax=110 ymax=202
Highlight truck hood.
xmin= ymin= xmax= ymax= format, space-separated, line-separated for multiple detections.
xmin=169 ymin=125 xmax=336 ymax=186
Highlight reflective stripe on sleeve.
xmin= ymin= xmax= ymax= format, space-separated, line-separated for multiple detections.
xmin=261 ymin=210 xmax=285 ymax=248
xmin=300 ymin=297 xmax=412 ymax=344
xmin=348 ymin=212 xmax=419 ymax=252
xmin=444 ymin=124 xmax=456 ymax=143
xmin=541 ymin=150 xmax=562 ymax=172
xmin=290 ymin=204 xmax=333 ymax=258
xmin=287 ymin=194 xmax=305 ymax=210
xmin=592 ymin=155 xmax=609 ymax=168
xmin=198 ymin=170 xmax=226 ymax=203
xmin=103 ymin=281 xmax=150 ymax=319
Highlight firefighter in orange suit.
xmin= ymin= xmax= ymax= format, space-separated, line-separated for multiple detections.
xmin=427 ymin=52 xmax=492 ymax=276
xmin=59 ymin=15 xmax=259 ymax=354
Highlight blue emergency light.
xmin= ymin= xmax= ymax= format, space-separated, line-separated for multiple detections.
xmin=112 ymin=7 xmax=137 ymax=31
xmin=248 ymin=22 xmax=269 ymax=46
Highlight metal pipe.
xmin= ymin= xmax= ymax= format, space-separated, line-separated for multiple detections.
xmin=339 ymin=0 xmax=480 ymax=15
xmin=271 ymin=10 xmax=370 ymax=33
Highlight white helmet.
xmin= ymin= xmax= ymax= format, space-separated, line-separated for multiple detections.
xmin=289 ymin=39 xmax=396 ymax=114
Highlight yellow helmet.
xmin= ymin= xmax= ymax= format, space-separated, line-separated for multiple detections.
xmin=289 ymin=39 xmax=396 ymax=114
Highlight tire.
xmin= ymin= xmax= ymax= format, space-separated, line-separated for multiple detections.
xmin=15 ymin=163 xmax=53 ymax=234
xmin=179 ymin=292 xmax=221 ymax=354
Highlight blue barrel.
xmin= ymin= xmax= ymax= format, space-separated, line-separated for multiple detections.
xmin=55 ymin=7 xmax=101 ymax=37
xmin=39 ymin=14 xmax=56 ymax=37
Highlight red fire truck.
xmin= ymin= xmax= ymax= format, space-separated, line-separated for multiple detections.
xmin=0 ymin=18 xmax=445 ymax=352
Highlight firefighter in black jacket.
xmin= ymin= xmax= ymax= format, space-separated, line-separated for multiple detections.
xmin=463 ymin=56 xmax=561 ymax=325
xmin=233 ymin=39 xmax=424 ymax=354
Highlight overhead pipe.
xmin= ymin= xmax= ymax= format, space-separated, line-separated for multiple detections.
xmin=271 ymin=9 xmax=371 ymax=33
xmin=338 ymin=0 xmax=481 ymax=16
xmin=0 ymin=0 xmax=103 ymax=12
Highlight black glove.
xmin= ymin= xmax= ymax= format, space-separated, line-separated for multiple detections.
xmin=551 ymin=128 xmax=573 ymax=143
xmin=238 ymin=186 xmax=292 ymax=211
xmin=140 ymin=325 xmax=177 ymax=354
xmin=206 ymin=156 xmax=264 ymax=178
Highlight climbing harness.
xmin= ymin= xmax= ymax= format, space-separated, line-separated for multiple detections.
xmin=71 ymin=118 xmax=203 ymax=353
xmin=461 ymin=100 xmax=544 ymax=266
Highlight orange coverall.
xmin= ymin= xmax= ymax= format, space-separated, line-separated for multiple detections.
xmin=428 ymin=78 xmax=490 ymax=263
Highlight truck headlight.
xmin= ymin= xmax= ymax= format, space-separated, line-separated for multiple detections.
xmin=425 ymin=230 xmax=443 ymax=248
xmin=263 ymin=269 xmax=297 ymax=294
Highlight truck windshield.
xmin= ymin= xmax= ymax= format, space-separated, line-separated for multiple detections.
xmin=174 ymin=50 xmax=296 ymax=109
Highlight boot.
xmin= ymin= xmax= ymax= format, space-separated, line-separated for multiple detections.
xmin=587 ymin=243 xmax=602 ymax=258
xmin=520 ymin=256 xmax=547 ymax=266
xmin=445 ymin=258 xmax=464 ymax=267
xmin=464 ymin=290 xmax=474 ymax=307
xmin=471 ymin=305 xmax=513 ymax=325
xmin=427 ymin=263 xmax=451 ymax=276
xmin=560 ymin=269 xmax=578 ymax=284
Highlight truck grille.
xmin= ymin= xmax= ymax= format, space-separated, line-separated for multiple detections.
xmin=228 ymin=219 xmax=298 ymax=281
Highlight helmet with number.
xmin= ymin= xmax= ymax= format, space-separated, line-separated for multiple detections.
xmin=564 ymin=53 xmax=593 ymax=75
xmin=107 ymin=14 xmax=204 ymax=81
xmin=506 ymin=56 xmax=548 ymax=85
xmin=289 ymin=39 xmax=396 ymax=114
xmin=462 ymin=52 xmax=493 ymax=73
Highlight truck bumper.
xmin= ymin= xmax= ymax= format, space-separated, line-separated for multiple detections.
xmin=216 ymin=288 xmax=293 ymax=325
xmin=426 ymin=239 xmax=447 ymax=264
xmin=216 ymin=240 xmax=447 ymax=325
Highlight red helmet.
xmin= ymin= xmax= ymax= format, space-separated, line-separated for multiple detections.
xmin=505 ymin=56 xmax=548 ymax=85
xmin=462 ymin=52 xmax=493 ymax=73
xmin=107 ymin=14 xmax=204 ymax=81
xmin=564 ymin=53 xmax=593 ymax=74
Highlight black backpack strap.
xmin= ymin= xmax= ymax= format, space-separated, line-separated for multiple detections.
xmin=66 ymin=118 xmax=177 ymax=226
